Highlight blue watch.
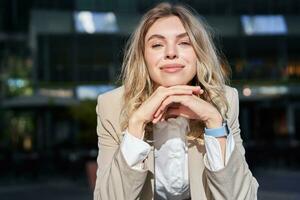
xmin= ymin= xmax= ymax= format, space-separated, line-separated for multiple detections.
xmin=204 ymin=121 xmax=229 ymax=138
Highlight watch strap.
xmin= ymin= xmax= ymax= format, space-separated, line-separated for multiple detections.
xmin=204 ymin=121 xmax=229 ymax=138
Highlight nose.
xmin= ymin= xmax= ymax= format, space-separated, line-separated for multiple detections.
xmin=165 ymin=44 xmax=178 ymax=60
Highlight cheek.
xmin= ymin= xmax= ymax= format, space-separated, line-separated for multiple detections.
xmin=184 ymin=51 xmax=197 ymax=77
xmin=144 ymin=51 xmax=156 ymax=78
xmin=145 ymin=50 xmax=162 ymax=71
xmin=181 ymin=49 xmax=197 ymax=64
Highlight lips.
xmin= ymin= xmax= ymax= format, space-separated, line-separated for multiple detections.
xmin=160 ymin=64 xmax=184 ymax=73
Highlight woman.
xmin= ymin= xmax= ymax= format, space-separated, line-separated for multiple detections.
xmin=94 ymin=2 xmax=258 ymax=200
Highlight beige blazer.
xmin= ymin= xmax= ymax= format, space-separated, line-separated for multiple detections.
xmin=94 ymin=85 xmax=259 ymax=200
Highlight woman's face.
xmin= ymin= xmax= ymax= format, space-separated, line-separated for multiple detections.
xmin=144 ymin=16 xmax=197 ymax=88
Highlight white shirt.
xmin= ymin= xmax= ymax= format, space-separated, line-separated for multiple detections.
xmin=120 ymin=116 xmax=235 ymax=200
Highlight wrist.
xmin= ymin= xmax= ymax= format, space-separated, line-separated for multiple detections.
xmin=128 ymin=115 xmax=146 ymax=139
xmin=205 ymin=113 xmax=223 ymax=129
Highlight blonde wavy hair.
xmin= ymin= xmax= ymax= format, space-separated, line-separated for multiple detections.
xmin=119 ymin=2 xmax=230 ymax=142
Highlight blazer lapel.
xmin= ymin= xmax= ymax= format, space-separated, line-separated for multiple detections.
xmin=145 ymin=147 xmax=154 ymax=174
xmin=144 ymin=146 xmax=155 ymax=196
xmin=188 ymin=139 xmax=207 ymax=200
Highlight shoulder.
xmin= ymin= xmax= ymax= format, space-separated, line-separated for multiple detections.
xmin=224 ymin=85 xmax=239 ymax=102
xmin=96 ymin=85 xmax=124 ymax=119
xmin=96 ymin=85 xmax=124 ymax=112
xmin=96 ymin=85 xmax=125 ymax=135
xmin=97 ymin=85 xmax=124 ymax=103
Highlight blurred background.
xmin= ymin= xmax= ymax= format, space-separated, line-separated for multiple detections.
xmin=0 ymin=0 xmax=300 ymax=199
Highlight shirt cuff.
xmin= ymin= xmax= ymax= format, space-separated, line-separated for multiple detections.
xmin=203 ymin=131 xmax=235 ymax=171
xmin=120 ymin=129 xmax=151 ymax=169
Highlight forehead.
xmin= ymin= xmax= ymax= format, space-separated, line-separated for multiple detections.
xmin=145 ymin=16 xmax=187 ymax=40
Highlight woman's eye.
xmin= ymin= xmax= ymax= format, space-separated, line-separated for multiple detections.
xmin=151 ymin=44 xmax=163 ymax=48
xmin=179 ymin=41 xmax=191 ymax=46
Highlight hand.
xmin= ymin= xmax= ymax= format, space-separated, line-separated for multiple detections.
xmin=153 ymin=92 xmax=223 ymax=128
xmin=128 ymin=85 xmax=202 ymax=139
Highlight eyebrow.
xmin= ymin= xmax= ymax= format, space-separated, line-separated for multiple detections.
xmin=147 ymin=32 xmax=189 ymax=42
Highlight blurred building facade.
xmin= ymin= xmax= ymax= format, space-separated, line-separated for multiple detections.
xmin=1 ymin=0 xmax=300 ymax=179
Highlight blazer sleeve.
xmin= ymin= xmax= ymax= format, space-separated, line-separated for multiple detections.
xmin=93 ymin=94 xmax=148 ymax=200
xmin=204 ymin=87 xmax=259 ymax=200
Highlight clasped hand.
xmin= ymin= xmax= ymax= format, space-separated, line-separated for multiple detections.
xmin=128 ymin=85 xmax=223 ymax=139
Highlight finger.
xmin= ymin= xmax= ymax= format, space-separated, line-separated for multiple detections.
xmin=159 ymin=105 xmax=192 ymax=122
xmin=152 ymin=111 xmax=164 ymax=124
xmin=153 ymin=88 xmax=202 ymax=118
xmin=154 ymin=102 xmax=180 ymax=118
xmin=154 ymin=100 xmax=175 ymax=118
xmin=153 ymin=91 xmax=188 ymax=117
xmin=168 ymin=85 xmax=201 ymax=92
xmin=197 ymin=89 xmax=204 ymax=95
xmin=154 ymin=106 xmax=169 ymax=122
xmin=164 ymin=86 xmax=204 ymax=99
xmin=160 ymin=109 xmax=169 ymax=121
xmin=157 ymin=95 xmax=188 ymax=116
xmin=157 ymin=85 xmax=199 ymax=98
xmin=155 ymin=110 xmax=167 ymax=123
xmin=154 ymin=110 xmax=166 ymax=122
xmin=152 ymin=87 xmax=194 ymax=111
xmin=154 ymin=96 xmax=185 ymax=118
xmin=193 ymin=87 xmax=204 ymax=94
xmin=166 ymin=107 xmax=190 ymax=119
xmin=151 ymin=86 xmax=202 ymax=119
